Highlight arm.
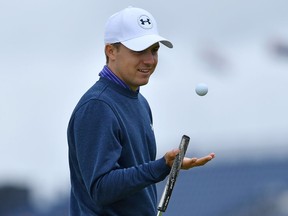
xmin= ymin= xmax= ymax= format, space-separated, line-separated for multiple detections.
xmin=73 ymin=100 xmax=170 ymax=205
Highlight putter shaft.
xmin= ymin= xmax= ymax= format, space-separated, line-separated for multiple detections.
xmin=157 ymin=211 xmax=163 ymax=216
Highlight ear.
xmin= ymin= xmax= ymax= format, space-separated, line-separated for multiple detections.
xmin=105 ymin=44 xmax=117 ymax=61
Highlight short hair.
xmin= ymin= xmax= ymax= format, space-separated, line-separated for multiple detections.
xmin=105 ymin=42 xmax=122 ymax=64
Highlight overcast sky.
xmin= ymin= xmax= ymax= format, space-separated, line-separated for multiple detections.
xmin=1 ymin=0 xmax=288 ymax=202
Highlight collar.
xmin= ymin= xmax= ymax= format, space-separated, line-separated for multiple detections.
xmin=99 ymin=65 xmax=140 ymax=92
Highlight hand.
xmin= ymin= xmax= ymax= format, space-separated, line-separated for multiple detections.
xmin=181 ymin=153 xmax=215 ymax=170
xmin=164 ymin=149 xmax=215 ymax=170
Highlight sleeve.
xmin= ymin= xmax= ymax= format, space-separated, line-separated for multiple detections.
xmin=73 ymin=99 xmax=170 ymax=205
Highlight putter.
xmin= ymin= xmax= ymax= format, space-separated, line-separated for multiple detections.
xmin=157 ymin=135 xmax=190 ymax=215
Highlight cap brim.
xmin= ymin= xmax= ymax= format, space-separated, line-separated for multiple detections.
xmin=121 ymin=34 xmax=173 ymax=51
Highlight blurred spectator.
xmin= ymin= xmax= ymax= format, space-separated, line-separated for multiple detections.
xmin=269 ymin=37 xmax=288 ymax=58
xmin=0 ymin=184 xmax=33 ymax=215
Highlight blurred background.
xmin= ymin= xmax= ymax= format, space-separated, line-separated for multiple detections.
xmin=0 ymin=0 xmax=288 ymax=215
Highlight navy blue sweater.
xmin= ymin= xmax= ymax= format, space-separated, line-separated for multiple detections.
xmin=67 ymin=77 xmax=170 ymax=215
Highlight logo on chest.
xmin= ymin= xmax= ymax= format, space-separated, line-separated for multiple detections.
xmin=150 ymin=123 xmax=154 ymax=132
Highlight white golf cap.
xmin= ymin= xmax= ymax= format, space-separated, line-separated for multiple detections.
xmin=104 ymin=6 xmax=173 ymax=51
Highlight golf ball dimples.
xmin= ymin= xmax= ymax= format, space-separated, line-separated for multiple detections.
xmin=195 ymin=83 xmax=208 ymax=96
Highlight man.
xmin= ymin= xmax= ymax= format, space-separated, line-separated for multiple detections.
xmin=67 ymin=6 xmax=215 ymax=215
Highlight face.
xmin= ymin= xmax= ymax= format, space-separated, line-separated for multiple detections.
xmin=106 ymin=43 xmax=159 ymax=91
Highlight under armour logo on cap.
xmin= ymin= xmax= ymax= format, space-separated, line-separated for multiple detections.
xmin=138 ymin=15 xmax=153 ymax=29
xmin=104 ymin=7 xmax=173 ymax=51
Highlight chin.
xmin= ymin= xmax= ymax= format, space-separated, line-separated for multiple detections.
xmin=138 ymin=81 xmax=149 ymax=87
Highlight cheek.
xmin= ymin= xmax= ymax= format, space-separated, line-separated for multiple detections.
xmin=153 ymin=60 xmax=158 ymax=69
xmin=154 ymin=55 xmax=158 ymax=65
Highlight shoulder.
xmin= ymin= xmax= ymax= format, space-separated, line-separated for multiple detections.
xmin=138 ymin=92 xmax=151 ymax=110
xmin=71 ymin=79 xmax=111 ymax=116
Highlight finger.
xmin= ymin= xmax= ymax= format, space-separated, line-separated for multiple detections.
xmin=181 ymin=154 xmax=215 ymax=169
xmin=209 ymin=152 xmax=216 ymax=159
xmin=165 ymin=149 xmax=179 ymax=159
xmin=194 ymin=155 xmax=214 ymax=166
xmin=164 ymin=149 xmax=180 ymax=167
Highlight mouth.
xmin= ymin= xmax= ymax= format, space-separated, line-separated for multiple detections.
xmin=138 ymin=69 xmax=151 ymax=73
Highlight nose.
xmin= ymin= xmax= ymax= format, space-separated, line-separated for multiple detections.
xmin=142 ymin=51 xmax=157 ymax=65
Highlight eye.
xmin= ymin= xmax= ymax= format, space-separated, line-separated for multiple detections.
xmin=152 ymin=47 xmax=159 ymax=55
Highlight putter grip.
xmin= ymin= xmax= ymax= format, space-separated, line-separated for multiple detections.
xmin=157 ymin=135 xmax=190 ymax=212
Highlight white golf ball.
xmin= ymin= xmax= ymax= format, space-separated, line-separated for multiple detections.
xmin=195 ymin=83 xmax=208 ymax=96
